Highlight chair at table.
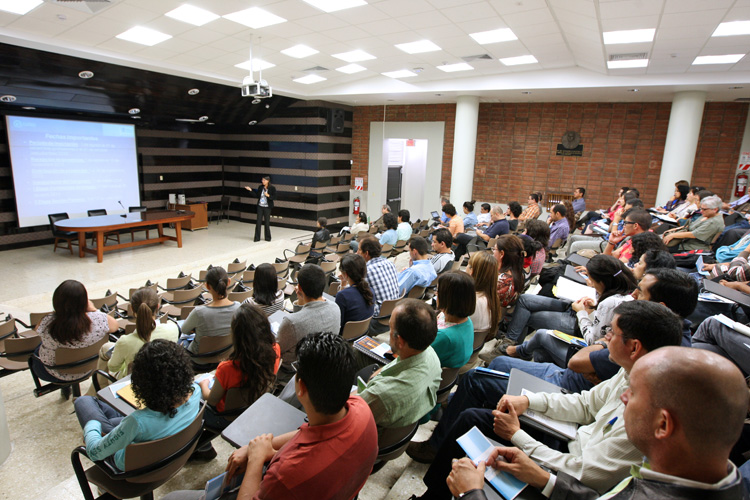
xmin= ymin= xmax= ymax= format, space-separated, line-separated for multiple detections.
xmin=49 ymin=212 xmax=79 ymax=254
xmin=28 ymin=335 xmax=108 ymax=397
xmin=128 ymin=206 xmax=149 ymax=242
xmin=87 ymin=209 xmax=120 ymax=246
xmin=188 ymin=334 xmax=234 ymax=373
xmin=71 ymin=402 xmax=206 ymax=500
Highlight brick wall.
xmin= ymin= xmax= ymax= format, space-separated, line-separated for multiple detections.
xmin=352 ymin=101 xmax=747 ymax=211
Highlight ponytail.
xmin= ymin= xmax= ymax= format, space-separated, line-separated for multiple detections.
xmin=341 ymin=254 xmax=374 ymax=307
xmin=130 ymin=287 xmax=160 ymax=342
xmin=206 ymin=266 xmax=229 ymax=298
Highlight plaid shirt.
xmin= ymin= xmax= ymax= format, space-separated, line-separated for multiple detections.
xmin=520 ymin=203 xmax=541 ymax=221
xmin=366 ymin=256 xmax=400 ymax=316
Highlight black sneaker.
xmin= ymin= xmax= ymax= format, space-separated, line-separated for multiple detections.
xmin=190 ymin=443 xmax=217 ymax=461
xmin=406 ymin=440 xmax=437 ymax=464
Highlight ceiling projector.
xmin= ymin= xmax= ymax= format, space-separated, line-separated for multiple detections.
xmin=241 ymin=76 xmax=272 ymax=98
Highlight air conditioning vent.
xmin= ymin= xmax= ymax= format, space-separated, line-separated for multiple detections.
xmin=608 ymin=52 xmax=649 ymax=62
xmin=462 ymin=54 xmax=493 ymax=62
xmin=303 ymin=66 xmax=329 ymax=72
xmin=43 ymin=0 xmax=116 ymax=14
xmin=734 ymin=98 xmax=750 ymax=102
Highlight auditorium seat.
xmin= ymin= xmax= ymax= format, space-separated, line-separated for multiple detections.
xmin=48 ymin=212 xmax=78 ymax=254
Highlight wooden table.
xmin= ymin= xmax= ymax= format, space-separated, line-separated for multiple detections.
xmin=168 ymin=202 xmax=207 ymax=230
xmin=55 ymin=210 xmax=194 ymax=263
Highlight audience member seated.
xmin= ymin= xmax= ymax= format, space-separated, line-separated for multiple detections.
xmin=663 ymin=195 xmax=725 ymax=252
xmin=493 ymin=235 xmax=525 ymax=308
xmin=241 ymin=263 xmax=284 ymax=316
xmin=445 ymin=347 xmax=747 ymax=500
xmin=439 ymin=197 xmax=451 ymax=224
xmin=377 ymin=212 xmax=399 ymax=246
xmin=476 ymin=203 xmax=492 ymax=227
xmin=655 ymin=180 xmax=690 ymax=213
xmin=371 ymin=204 xmax=391 ymax=231
xmin=625 ymin=231 xmax=668 ymax=268
xmin=506 ymin=201 xmax=522 ymax=232
xmin=572 ymin=186 xmax=586 ymax=213
xmin=441 ymin=203 xmax=464 ymax=237
xmin=547 ymin=203 xmax=570 ymax=249
xmin=348 ymin=211 xmax=369 ymax=251
xmin=578 ymin=186 xmax=628 ymax=232
xmin=309 ymin=217 xmax=331 ymax=258
xmin=409 ymin=301 xmax=683 ymax=499
xmin=431 ymin=271 xmax=476 ymax=369
xmin=91 ymin=286 xmax=178 ymax=392
xmin=632 ymin=248 xmax=675 ymax=280
xmin=430 ymin=228 xmax=455 ymax=274
xmin=602 ymin=208 xmax=652 ymax=263
xmin=335 ymin=254 xmax=375 ymax=334
xmin=663 ymin=185 xmax=700 ymax=220
xmin=566 ymin=195 xmax=642 ymax=256
xmin=199 ymin=304 xmax=279 ymax=433
xmin=358 ymin=237 xmax=400 ymax=320
xmin=475 ymin=205 xmax=510 ymax=243
xmin=502 ymin=255 xmax=636 ymax=365
xmin=467 ymin=252 xmax=501 ymax=343
xmin=398 ymin=236 xmax=438 ymax=296
xmin=520 ymin=220 xmax=548 ymax=280
xmin=73 ymin=340 xmax=201 ymax=471
xmin=562 ymin=200 xmax=576 ymax=235
xmin=358 ymin=299 xmax=442 ymax=427
xmin=277 ymin=264 xmax=340 ymax=385
xmin=397 ymin=209 xmax=413 ymax=241
xmin=181 ymin=267 xmax=240 ymax=361
xmin=167 ymin=333 xmax=378 ymax=500
xmin=518 ymin=193 xmax=542 ymax=223
xmin=462 ymin=201 xmax=478 ymax=230
xmin=693 ymin=314 xmax=750 ymax=377
xmin=32 ymin=280 xmax=119 ymax=396
xmin=704 ymin=247 xmax=750 ymax=281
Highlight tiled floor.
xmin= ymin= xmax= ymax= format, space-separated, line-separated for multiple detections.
xmin=0 ymin=221 xmax=428 ymax=500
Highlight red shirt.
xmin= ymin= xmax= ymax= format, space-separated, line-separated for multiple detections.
xmin=255 ymin=395 xmax=378 ymax=500
xmin=214 ymin=343 xmax=281 ymax=412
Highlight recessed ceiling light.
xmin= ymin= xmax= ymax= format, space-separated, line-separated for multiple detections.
xmin=281 ymin=44 xmax=319 ymax=58
xmin=713 ymin=21 xmax=750 ymax=37
xmin=628 ymin=88 xmax=639 ymax=92
xmin=395 ymin=40 xmax=441 ymax=54
xmin=500 ymin=55 xmax=538 ymax=66
xmin=252 ymin=98 xmax=261 ymax=104
xmin=469 ymin=28 xmax=517 ymax=45
xmin=0 ymin=0 xmax=42 ymax=15
xmin=116 ymin=27 xmax=172 ymax=46
xmin=165 ymin=5 xmax=219 ymax=26
xmin=199 ymin=116 xmax=209 ymax=121
xmin=437 ymin=62 xmax=474 ymax=72
xmin=603 ymin=28 xmax=655 ymax=44
xmin=129 ymin=108 xmax=140 ymax=114
xmin=78 ymin=70 xmax=94 ymax=79
xmin=293 ymin=74 xmax=327 ymax=84
xmin=336 ymin=63 xmax=367 ymax=74
xmin=248 ymin=120 xmax=258 ymax=125
xmin=235 ymin=59 xmax=276 ymax=71
xmin=188 ymin=88 xmax=200 ymax=95
xmin=607 ymin=59 xmax=649 ymax=68
xmin=382 ymin=69 xmax=418 ymax=78
xmin=302 ymin=0 xmax=366 ymax=12
xmin=332 ymin=49 xmax=376 ymax=62
xmin=0 ymin=95 xmax=16 ymax=102
xmin=693 ymin=54 xmax=745 ymax=65
xmin=22 ymin=106 xmax=35 ymax=110
xmin=223 ymin=7 xmax=286 ymax=29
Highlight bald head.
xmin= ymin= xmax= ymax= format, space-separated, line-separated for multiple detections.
xmin=635 ymin=347 xmax=748 ymax=455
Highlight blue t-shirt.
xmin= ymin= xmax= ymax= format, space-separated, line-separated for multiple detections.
xmin=486 ymin=219 xmax=510 ymax=238
xmin=379 ymin=229 xmax=398 ymax=246
xmin=335 ymin=286 xmax=375 ymax=334
xmin=431 ymin=318 xmax=474 ymax=369
xmin=463 ymin=212 xmax=478 ymax=230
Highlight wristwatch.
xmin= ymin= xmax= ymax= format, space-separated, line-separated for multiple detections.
xmin=594 ymin=341 xmax=607 ymax=348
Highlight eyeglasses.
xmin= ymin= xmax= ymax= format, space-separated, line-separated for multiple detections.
xmin=622 ymin=220 xmax=636 ymax=225
xmin=291 ymin=361 xmax=299 ymax=373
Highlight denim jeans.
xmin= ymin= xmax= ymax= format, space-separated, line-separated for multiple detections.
xmin=74 ymin=395 xmax=124 ymax=434
xmin=505 ymin=294 xmax=577 ymax=343
xmin=515 ymin=329 xmax=571 ymax=367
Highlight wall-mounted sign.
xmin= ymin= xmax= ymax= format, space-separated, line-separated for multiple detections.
xmin=354 ymin=177 xmax=364 ymax=190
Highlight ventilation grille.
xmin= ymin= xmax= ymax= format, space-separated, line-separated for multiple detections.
xmin=735 ymin=98 xmax=750 ymax=102
xmin=608 ymin=52 xmax=649 ymax=61
xmin=462 ymin=54 xmax=494 ymax=62
xmin=303 ymin=66 xmax=329 ymax=72
xmin=43 ymin=0 xmax=115 ymax=13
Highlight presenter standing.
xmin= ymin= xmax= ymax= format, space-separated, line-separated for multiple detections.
xmin=244 ymin=175 xmax=276 ymax=242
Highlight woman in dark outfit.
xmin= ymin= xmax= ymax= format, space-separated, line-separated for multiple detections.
xmin=244 ymin=175 xmax=276 ymax=242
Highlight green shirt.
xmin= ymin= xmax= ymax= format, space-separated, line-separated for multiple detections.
xmin=431 ymin=318 xmax=474 ymax=369
xmin=108 ymin=322 xmax=179 ymax=378
xmin=681 ymin=215 xmax=724 ymax=251
xmin=359 ymin=346 xmax=441 ymax=428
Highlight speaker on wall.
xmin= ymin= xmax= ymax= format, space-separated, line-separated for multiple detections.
xmin=326 ymin=108 xmax=345 ymax=133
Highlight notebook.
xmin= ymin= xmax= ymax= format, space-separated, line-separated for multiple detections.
xmin=353 ymin=335 xmax=395 ymax=364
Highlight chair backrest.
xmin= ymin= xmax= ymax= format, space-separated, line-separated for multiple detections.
xmin=228 ymin=290 xmax=253 ymax=302
xmin=28 ymin=312 xmax=52 ymax=330
xmin=227 ymin=260 xmax=247 ymax=274
xmin=278 ymin=277 xmax=290 ymax=294
xmin=368 ymin=226 xmax=378 ymax=234
xmin=90 ymin=293 xmax=117 ymax=310
xmin=380 ymin=244 xmax=393 ymax=258
xmin=436 ymin=367 xmax=460 ymax=405
xmin=171 ymin=287 xmax=204 ymax=304
xmin=220 ymin=196 xmax=231 ymax=209
xmin=407 ymin=285 xmax=426 ymax=299
xmin=327 ymin=281 xmax=340 ymax=297
xmin=272 ymin=261 xmax=289 ymax=277
xmin=194 ymin=334 xmax=234 ymax=363
xmin=54 ymin=336 xmax=109 ymax=375
xmin=123 ymin=403 xmax=206 ymax=482
xmin=320 ymin=261 xmax=337 ymax=275
xmin=165 ymin=275 xmax=192 ymax=291
xmin=312 ymin=240 xmax=327 ymax=250
xmin=128 ymin=283 xmax=158 ymax=299
xmin=376 ymin=298 xmax=402 ymax=323
xmin=48 ymin=212 xmax=70 ymax=237
xmin=241 ymin=270 xmax=255 ymax=284
xmin=392 ymin=239 xmax=408 ymax=252
xmin=124 ymin=323 xmax=137 ymax=335
xmin=3 ymin=334 xmax=41 ymax=362
xmin=342 ymin=316 xmax=373 ymax=341
xmin=550 ymin=238 xmax=563 ymax=250
xmin=0 ymin=316 xmax=17 ymax=341
xmin=87 ymin=209 xmax=107 ymax=217
xmin=419 ymin=229 xmax=431 ymax=238
xmin=180 ymin=306 xmax=195 ymax=320
xmin=376 ymin=422 xmax=419 ymax=463
xmin=451 ymin=254 xmax=467 ymax=271
xmin=328 ymin=235 xmax=341 ymax=246
xmin=129 ymin=206 xmax=147 ymax=213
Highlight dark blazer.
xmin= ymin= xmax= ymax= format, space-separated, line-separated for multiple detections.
xmin=251 ymin=184 xmax=276 ymax=210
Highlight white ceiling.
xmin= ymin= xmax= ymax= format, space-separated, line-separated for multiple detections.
xmin=2 ymin=0 xmax=750 ymax=105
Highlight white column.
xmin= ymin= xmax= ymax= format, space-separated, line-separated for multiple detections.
xmin=449 ymin=96 xmax=480 ymax=204
xmin=655 ymin=91 xmax=706 ymax=204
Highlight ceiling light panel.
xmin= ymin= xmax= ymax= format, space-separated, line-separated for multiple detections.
xmin=165 ymin=5 xmax=219 ymax=26
xmin=713 ymin=21 xmax=750 ymax=37
xmin=336 ymin=63 xmax=367 ymax=74
xmin=281 ymin=44 xmax=319 ymax=58
xmin=332 ymin=49 xmax=376 ymax=62
xmin=469 ymin=28 xmax=518 ymax=45
xmin=235 ymin=59 xmax=276 ymax=71
xmin=302 ymin=0 xmax=367 ymax=13
xmin=603 ymin=28 xmax=655 ymax=44
xmin=0 ymin=0 xmax=42 ymax=15
xmin=116 ymin=27 xmax=172 ymax=46
xmin=437 ymin=62 xmax=473 ymax=72
xmin=382 ymin=69 xmax=418 ymax=78
xmin=499 ymin=55 xmax=538 ymax=66
xmin=395 ymin=40 xmax=441 ymax=54
xmin=294 ymin=74 xmax=327 ymax=84
xmin=223 ymin=7 xmax=287 ymax=29
xmin=607 ymin=59 xmax=649 ymax=68
xmin=693 ymin=54 xmax=745 ymax=65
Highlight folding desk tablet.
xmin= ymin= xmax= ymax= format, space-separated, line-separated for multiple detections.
xmin=563 ymin=265 xmax=588 ymax=285
xmin=221 ymin=393 xmax=307 ymax=448
xmin=565 ymin=253 xmax=590 ymax=268
xmin=702 ymin=279 xmax=750 ymax=315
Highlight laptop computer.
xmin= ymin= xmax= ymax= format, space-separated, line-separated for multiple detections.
xmin=564 ymin=264 xmax=588 ymax=285
xmin=431 ymin=211 xmax=441 ymax=220
xmin=566 ymin=253 xmax=590 ymax=267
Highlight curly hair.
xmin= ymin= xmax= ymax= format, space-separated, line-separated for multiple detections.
xmin=131 ymin=339 xmax=194 ymax=418
xmin=228 ymin=304 xmax=278 ymax=405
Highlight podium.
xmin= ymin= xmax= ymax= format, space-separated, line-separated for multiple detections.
xmin=168 ymin=202 xmax=207 ymax=230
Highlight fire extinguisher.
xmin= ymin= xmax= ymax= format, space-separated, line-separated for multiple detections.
xmin=736 ymin=173 xmax=748 ymax=198
xmin=353 ymin=197 xmax=360 ymax=215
